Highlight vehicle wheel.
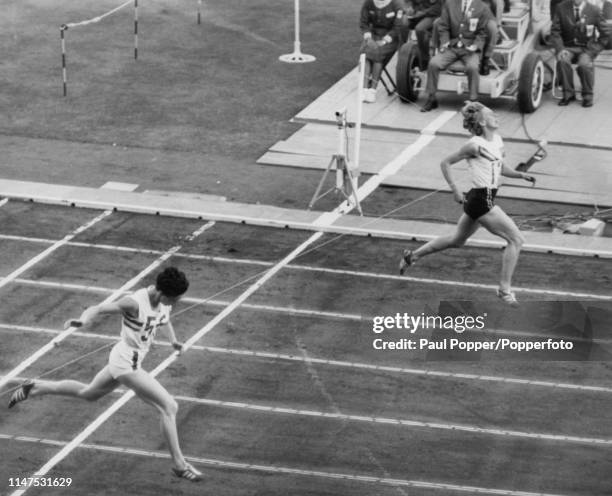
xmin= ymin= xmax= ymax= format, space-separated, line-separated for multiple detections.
xmin=517 ymin=53 xmax=545 ymax=113
xmin=396 ymin=41 xmax=422 ymax=102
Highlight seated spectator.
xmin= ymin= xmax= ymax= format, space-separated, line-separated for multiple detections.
xmin=360 ymin=0 xmax=405 ymax=103
xmin=403 ymin=0 xmax=443 ymax=69
xmin=421 ymin=0 xmax=490 ymax=111
xmin=429 ymin=0 xmax=497 ymax=75
xmin=550 ymin=0 xmax=609 ymax=107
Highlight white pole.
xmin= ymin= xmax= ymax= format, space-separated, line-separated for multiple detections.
xmin=279 ymin=0 xmax=315 ymax=63
xmin=352 ymin=54 xmax=366 ymax=178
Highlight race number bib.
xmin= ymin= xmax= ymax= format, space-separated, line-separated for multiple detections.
xmin=469 ymin=18 xmax=478 ymax=31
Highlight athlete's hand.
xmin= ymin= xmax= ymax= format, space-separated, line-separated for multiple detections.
xmin=172 ymin=341 xmax=184 ymax=354
xmin=453 ymin=190 xmax=465 ymax=204
xmin=522 ymin=174 xmax=536 ymax=185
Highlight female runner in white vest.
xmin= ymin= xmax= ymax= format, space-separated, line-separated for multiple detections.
xmin=399 ymin=101 xmax=535 ymax=306
xmin=9 ymin=267 xmax=202 ymax=482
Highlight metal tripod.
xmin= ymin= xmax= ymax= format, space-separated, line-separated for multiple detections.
xmin=308 ymin=115 xmax=362 ymax=215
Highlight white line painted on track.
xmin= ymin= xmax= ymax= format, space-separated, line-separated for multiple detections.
xmin=9 ymin=278 xmax=612 ymax=345
xmin=350 ymin=112 xmax=456 ymax=203
xmin=0 ymin=198 xmax=8 ymax=207
xmin=0 ymin=221 xmax=215 ymax=392
xmin=197 ymin=345 xmax=612 ymax=394
xmin=3 ymin=233 xmax=610 ymax=300
xmin=288 ymin=264 xmax=612 ymax=300
xmin=10 ymin=114 xmax=458 ymax=496
xmin=12 ymin=278 xmax=365 ymax=320
xmin=3 ymin=323 xmax=611 ymax=394
xmin=0 ymin=210 xmax=112 ymax=291
xmin=2 ymin=365 xmax=611 ymax=446
xmin=0 ymin=234 xmax=63 ymax=245
xmin=0 ymin=433 xmax=574 ymax=496
xmin=171 ymin=396 xmax=612 ymax=446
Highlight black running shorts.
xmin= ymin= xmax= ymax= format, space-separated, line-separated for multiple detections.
xmin=463 ymin=188 xmax=498 ymax=220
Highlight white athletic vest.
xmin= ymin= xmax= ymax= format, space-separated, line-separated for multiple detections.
xmin=120 ymin=287 xmax=171 ymax=353
xmin=467 ymin=134 xmax=504 ymax=189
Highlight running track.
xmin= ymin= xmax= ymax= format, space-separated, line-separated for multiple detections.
xmin=0 ymin=198 xmax=611 ymax=496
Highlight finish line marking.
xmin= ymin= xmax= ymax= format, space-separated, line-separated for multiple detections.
xmin=0 ymin=433 xmax=572 ymax=496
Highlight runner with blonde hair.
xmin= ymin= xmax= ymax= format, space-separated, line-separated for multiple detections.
xmin=399 ymin=101 xmax=535 ymax=306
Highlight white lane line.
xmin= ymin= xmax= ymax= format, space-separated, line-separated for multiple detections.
xmin=0 ymin=198 xmax=8 ymax=207
xmin=9 ymin=279 xmax=612 ymax=345
xmin=4 ymin=234 xmax=610 ymax=300
xmin=10 ymin=114 xmax=457 ymax=496
xmin=12 ymin=278 xmax=365 ymax=321
xmin=2 ymin=367 xmax=611 ymax=446
xmin=172 ymin=396 xmax=612 ymax=446
xmin=198 ymin=345 xmax=612 ymax=394
xmin=3 ymin=323 xmax=611 ymax=394
xmin=0 ymin=234 xmax=62 ymax=245
xmin=0 ymin=221 xmax=215 ymax=392
xmin=288 ymin=265 xmax=612 ymax=301
xmin=0 ymin=433 xmax=573 ymax=496
xmin=0 ymin=210 xmax=112 ymax=291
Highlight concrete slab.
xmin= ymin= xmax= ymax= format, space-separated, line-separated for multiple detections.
xmin=267 ymin=50 xmax=612 ymax=208
xmin=142 ymin=190 xmax=227 ymax=202
xmin=1 ymin=178 xmax=611 ymax=259
xmin=294 ymin=51 xmax=612 ymax=150
xmin=100 ymin=182 xmax=139 ymax=192
xmin=258 ymin=123 xmax=421 ymax=175
xmin=384 ymin=136 xmax=612 ymax=207
xmin=260 ymin=122 xmax=612 ymax=207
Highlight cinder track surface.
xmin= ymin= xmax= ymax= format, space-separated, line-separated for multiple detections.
xmin=1 ymin=1 xmax=611 ymax=495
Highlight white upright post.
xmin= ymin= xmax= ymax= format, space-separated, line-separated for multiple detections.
xmin=353 ymin=54 xmax=366 ymax=178
xmin=279 ymin=0 xmax=316 ymax=63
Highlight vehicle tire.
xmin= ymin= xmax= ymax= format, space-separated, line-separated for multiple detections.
xmin=396 ymin=41 xmax=421 ymax=103
xmin=517 ymin=53 xmax=545 ymax=113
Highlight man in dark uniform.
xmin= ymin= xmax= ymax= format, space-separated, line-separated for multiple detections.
xmin=421 ymin=0 xmax=490 ymax=111
xmin=403 ymin=0 xmax=443 ymax=69
xmin=550 ymin=0 xmax=609 ymax=107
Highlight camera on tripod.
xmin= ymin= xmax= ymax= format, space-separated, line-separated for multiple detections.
xmin=334 ymin=107 xmax=347 ymax=128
